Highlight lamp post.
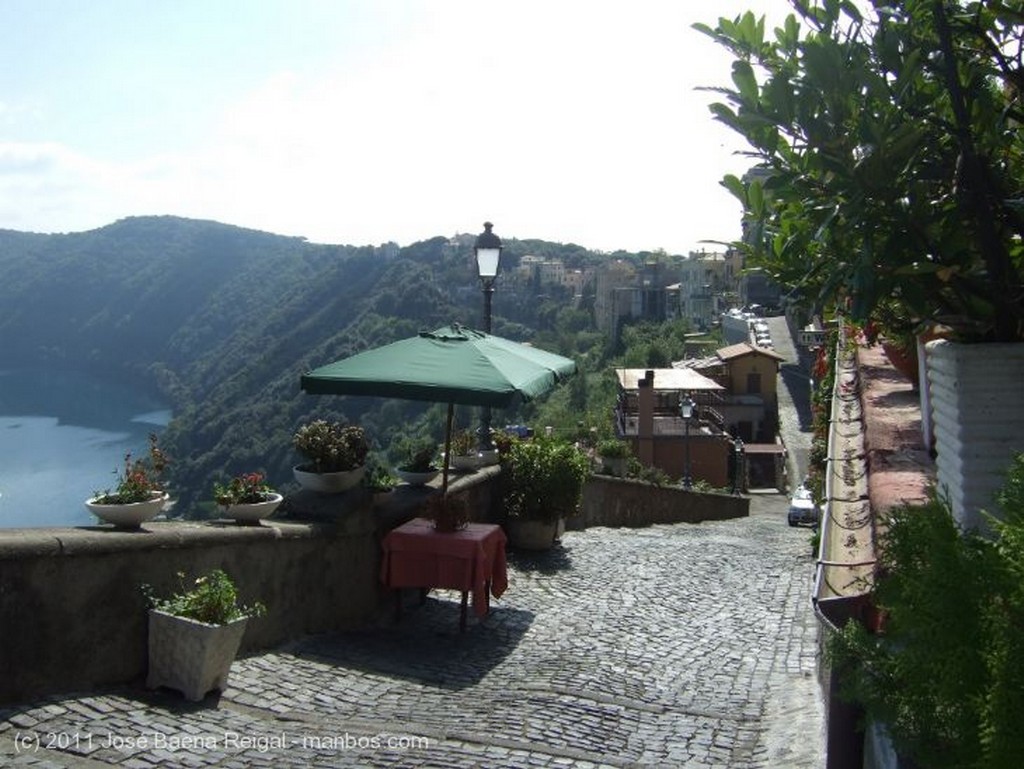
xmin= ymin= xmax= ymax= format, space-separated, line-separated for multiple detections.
xmin=475 ymin=221 xmax=503 ymax=452
xmin=680 ymin=395 xmax=695 ymax=489
xmin=733 ymin=437 xmax=744 ymax=494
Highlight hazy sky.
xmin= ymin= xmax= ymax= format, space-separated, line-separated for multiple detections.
xmin=0 ymin=1 xmax=798 ymax=254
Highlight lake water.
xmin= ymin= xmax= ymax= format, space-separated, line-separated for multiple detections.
xmin=0 ymin=369 xmax=171 ymax=528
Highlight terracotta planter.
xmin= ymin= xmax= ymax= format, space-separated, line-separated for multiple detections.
xmin=881 ymin=340 xmax=919 ymax=389
xmin=146 ymin=610 xmax=248 ymax=702
xmin=221 ymin=493 xmax=283 ymax=524
xmin=293 ymin=464 xmax=365 ymax=493
xmin=85 ymin=491 xmax=168 ymax=529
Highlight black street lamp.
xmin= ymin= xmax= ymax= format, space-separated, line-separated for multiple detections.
xmin=680 ymin=395 xmax=695 ymax=489
xmin=733 ymin=436 xmax=744 ymax=494
xmin=475 ymin=221 xmax=503 ymax=452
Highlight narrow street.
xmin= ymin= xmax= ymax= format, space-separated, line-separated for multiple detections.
xmin=766 ymin=315 xmax=815 ymax=485
xmin=0 ymin=316 xmax=827 ymax=768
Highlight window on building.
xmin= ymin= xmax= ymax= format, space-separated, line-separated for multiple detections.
xmin=746 ymin=371 xmax=762 ymax=394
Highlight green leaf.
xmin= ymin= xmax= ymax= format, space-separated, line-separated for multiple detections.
xmin=731 ymin=60 xmax=759 ymax=105
xmin=748 ymin=178 xmax=765 ymax=216
xmin=721 ymin=174 xmax=746 ymax=203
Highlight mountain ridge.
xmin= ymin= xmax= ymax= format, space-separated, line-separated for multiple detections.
xmin=0 ymin=215 xmax=608 ymax=515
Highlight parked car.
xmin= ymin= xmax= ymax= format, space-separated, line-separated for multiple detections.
xmin=788 ymin=484 xmax=820 ymax=527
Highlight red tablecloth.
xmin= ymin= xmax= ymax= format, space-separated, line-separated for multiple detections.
xmin=380 ymin=517 xmax=508 ymax=617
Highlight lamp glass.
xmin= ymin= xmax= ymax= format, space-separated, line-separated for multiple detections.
xmin=680 ymin=398 xmax=694 ymax=419
xmin=476 ymin=247 xmax=501 ymax=279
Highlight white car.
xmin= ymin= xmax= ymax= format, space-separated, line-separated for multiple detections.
xmin=788 ymin=485 xmax=820 ymax=527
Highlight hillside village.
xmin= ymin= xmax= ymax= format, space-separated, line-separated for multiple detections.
xmin=447 ymin=236 xmax=785 ymax=338
xmin=454 ymin=241 xmax=802 ymax=493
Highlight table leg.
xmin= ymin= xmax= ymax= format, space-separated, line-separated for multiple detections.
xmin=394 ymin=588 xmax=402 ymax=622
xmin=460 ymin=590 xmax=468 ymax=632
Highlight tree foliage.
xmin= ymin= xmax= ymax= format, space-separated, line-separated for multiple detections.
xmin=0 ymin=216 xmax=643 ymax=515
xmin=696 ymin=0 xmax=1024 ymax=341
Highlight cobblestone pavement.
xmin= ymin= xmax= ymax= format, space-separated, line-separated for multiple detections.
xmin=0 ymin=496 xmax=824 ymax=768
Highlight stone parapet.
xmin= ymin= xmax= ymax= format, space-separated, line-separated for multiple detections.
xmin=0 ymin=514 xmax=380 ymax=705
xmin=0 ymin=461 xmax=752 ymax=705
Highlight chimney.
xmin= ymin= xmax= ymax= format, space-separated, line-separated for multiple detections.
xmin=638 ymin=370 xmax=655 ymax=466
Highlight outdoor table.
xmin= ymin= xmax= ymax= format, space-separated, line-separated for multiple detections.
xmin=380 ymin=517 xmax=508 ymax=631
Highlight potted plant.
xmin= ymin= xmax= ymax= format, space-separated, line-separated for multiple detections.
xmin=502 ymin=436 xmax=591 ymax=550
xmin=448 ymin=428 xmax=479 ymax=471
xmin=423 ymin=493 xmax=469 ymax=533
xmin=395 ymin=442 xmax=441 ymax=486
xmin=596 ymin=438 xmax=631 ymax=478
xmin=698 ymin=4 xmax=1024 ymax=529
xmin=292 ymin=419 xmax=369 ymax=492
xmin=363 ymin=464 xmax=397 ymax=506
xmin=143 ymin=568 xmax=265 ymax=702
xmin=212 ymin=471 xmax=282 ymax=524
xmin=85 ymin=433 xmax=170 ymax=529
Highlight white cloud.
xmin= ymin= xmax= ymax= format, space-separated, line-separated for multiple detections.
xmin=0 ymin=0 xmax=795 ymax=251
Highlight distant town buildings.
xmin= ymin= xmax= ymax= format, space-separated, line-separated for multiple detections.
xmin=446 ymin=230 xmax=783 ymax=342
xmin=589 ymin=248 xmax=781 ymax=339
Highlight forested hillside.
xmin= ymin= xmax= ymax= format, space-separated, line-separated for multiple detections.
xmin=0 ymin=216 xmax=627 ymax=515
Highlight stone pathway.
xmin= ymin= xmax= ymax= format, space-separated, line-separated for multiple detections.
xmin=0 ymin=496 xmax=823 ymax=768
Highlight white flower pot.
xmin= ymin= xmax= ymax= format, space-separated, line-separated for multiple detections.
xmin=395 ymin=468 xmax=441 ymax=486
xmin=221 ymin=493 xmax=283 ymax=524
xmin=449 ymin=454 xmax=480 ymax=471
xmin=293 ymin=464 xmax=365 ymax=493
xmin=146 ymin=609 xmax=248 ymax=702
xmin=478 ymin=448 xmax=501 ymax=466
xmin=926 ymin=339 xmax=1024 ymax=532
xmin=85 ymin=492 xmax=169 ymax=529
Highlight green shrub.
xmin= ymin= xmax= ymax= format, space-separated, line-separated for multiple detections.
xmin=827 ymin=454 xmax=1024 ymax=767
xmin=503 ymin=438 xmax=590 ymax=524
xmin=363 ymin=465 xmax=397 ymax=492
xmin=144 ymin=569 xmax=265 ymax=626
xmin=596 ymin=438 xmax=630 ymax=459
xmin=293 ymin=420 xmax=368 ymax=472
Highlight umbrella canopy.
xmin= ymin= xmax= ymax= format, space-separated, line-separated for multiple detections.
xmin=300 ymin=324 xmax=577 ymax=496
xmin=301 ymin=325 xmax=576 ymax=408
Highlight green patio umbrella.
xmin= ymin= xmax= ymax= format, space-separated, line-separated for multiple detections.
xmin=300 ymin=324 xmax=576 ymax=493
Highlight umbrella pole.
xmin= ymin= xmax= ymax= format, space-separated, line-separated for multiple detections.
xmin=442 ymin=402 xmax=454 ymax=496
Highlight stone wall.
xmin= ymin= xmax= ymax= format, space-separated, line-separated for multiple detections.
xmin=0 ymin=512 xmax=383 ymax=705
xmin=0 ymin=465 xmax=746 ymax=705
xmin=577 ymin=474 xmax=749 ymax=529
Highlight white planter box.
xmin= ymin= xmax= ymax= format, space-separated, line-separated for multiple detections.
xmin=146 ymin=610 xmax=248 ymax=702
xmin=926 ymin=339 xmax=1024 ymax=532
